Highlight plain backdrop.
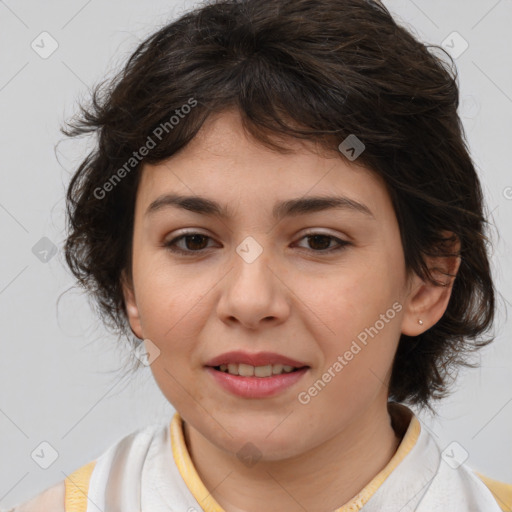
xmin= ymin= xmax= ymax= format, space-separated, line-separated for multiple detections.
xmin=1 ymin=0 xmax=511 ymax=508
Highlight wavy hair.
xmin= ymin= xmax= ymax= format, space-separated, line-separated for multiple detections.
xmin=62 ymin=0 xmax=497 ymax=411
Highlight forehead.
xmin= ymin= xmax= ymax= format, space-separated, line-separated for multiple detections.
xmin=136 ymin=110 xmax=393 ymax=222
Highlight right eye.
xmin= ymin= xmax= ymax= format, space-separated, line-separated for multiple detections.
xmin=163 ymin=233 xmax=217 ymax=255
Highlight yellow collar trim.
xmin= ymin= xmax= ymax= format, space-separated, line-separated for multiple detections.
xmin=65 ymin=460 xmax=97 ymax=512
xmin=333 ymin=408 xmax=421 ymax=511
xmin=170 ymin=408 xmax=421 ymax=512
xmin=170 ymin=413 xmax=225 ymax=512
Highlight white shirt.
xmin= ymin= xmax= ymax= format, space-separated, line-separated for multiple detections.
xmin=5 ymin=402 xmax=507 ymax=511
xmin=75 ymin=402 xmax=506 ymax=511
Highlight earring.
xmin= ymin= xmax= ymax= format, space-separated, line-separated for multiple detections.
xmin=418 ymin=319 xmax=424 ymax=325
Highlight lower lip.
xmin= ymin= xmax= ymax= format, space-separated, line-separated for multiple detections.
xmin=205 ymin=367 xmax=309 ymax=398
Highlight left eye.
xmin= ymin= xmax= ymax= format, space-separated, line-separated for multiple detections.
xmin=296 ymin=233 xmax=349 ymax=252
xmin=163 ymin=232 xmax=350 ymax=255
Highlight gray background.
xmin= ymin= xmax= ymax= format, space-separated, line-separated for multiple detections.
xmin=1 ymin=0 xmax=511 ymax=508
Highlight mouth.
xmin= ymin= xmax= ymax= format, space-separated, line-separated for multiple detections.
xmin=204 ymin=351 xmax=310 ymax=398
xmin=210 ymin=363 xmax=308 ymax=377
xmin=205 ymin=364 xmax=310 ymax=398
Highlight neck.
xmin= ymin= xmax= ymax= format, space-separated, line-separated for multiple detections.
xmin=183 ymin=400 xmax=405 ymax=512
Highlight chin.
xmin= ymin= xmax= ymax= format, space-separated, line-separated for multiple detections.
xmin=222 ymin=426 xmax=306 ymax=462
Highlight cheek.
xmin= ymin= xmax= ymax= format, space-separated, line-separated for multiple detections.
xmin=134 ymin=258 xmax=209 ymax=336
xmin=135 ymin=266 xmax=212 ymax=407
xmin=302 ymin=260 xmax=396 ymax=334
xmin=300 ymin=255 xmax=402 ymax=378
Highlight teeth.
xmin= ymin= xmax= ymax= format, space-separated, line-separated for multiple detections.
xmin=238 ymin=363 xmax=254 ymax=377
xmin=272 ymin=364 xmax=284 ymax=374
xmin=216 ymin=363 xmax=300 ymax=377
xmin=254 ymin=365 xmax=272 ymax=377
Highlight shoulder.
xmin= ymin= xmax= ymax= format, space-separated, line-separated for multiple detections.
xmin=4 ymin=421 xmax=173 ymax=512
xmin=474 ymin=472 xmax=512 ymax=512
xmin=8 ymin=480 xmax=65 ymax=512
xmin=417 ymin=460 xmax=510 ymax=512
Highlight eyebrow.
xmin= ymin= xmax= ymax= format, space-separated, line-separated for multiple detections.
xmin=145 ymin=193 xmax=375 ymax=220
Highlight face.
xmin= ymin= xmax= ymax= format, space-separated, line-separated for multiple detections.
xmin=122 ymin=109 xmax=421 ymax=461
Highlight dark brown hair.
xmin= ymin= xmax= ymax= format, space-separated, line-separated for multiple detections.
xmin=62 ymin=0 xmax=497 ymax=412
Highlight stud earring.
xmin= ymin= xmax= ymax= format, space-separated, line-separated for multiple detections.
xmin=418 ymin=319 xmax=424 ymax=325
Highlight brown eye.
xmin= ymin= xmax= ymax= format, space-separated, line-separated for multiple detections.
xmin=305 ymin=234 xmax=333 ymax=251
xmin=296 ymin=233 xmax=350 ymax=253
xmin=181 ymin=234 xmax=210 ymax=251
xmin=164 ymin=233 xmax=214 ymax=254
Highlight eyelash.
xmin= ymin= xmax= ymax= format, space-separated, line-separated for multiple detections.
xmin=162 ymin=232 xmax=351 ymax=256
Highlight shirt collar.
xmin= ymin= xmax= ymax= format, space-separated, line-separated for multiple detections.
xmin=169 ymin=401 xmax=423 ymax=512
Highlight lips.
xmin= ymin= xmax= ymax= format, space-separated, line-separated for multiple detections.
xmin=205 ymin=366 xmax=309 ymax=398
xmin=204 ymin=350 xmax=309 ymax=369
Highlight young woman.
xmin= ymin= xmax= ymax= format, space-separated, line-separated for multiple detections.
xmin=8 ymin=0 xmax=511 ymax=510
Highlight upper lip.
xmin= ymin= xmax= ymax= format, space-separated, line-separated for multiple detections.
xmin=205 ymin=351 xmax=309 ymax=368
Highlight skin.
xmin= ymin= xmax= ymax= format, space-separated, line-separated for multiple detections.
xmin=122 ymin=108 xmax=460 ymax=512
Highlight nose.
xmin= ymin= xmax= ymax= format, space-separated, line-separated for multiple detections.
xmin=216 ymin=246 xmax=291 ymax=330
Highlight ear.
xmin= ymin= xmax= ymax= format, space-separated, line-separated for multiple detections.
xmin=401 ymin=231 xmax=461 ymax=336
xmin=121 ymin=269 xmax=144 ymax=339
